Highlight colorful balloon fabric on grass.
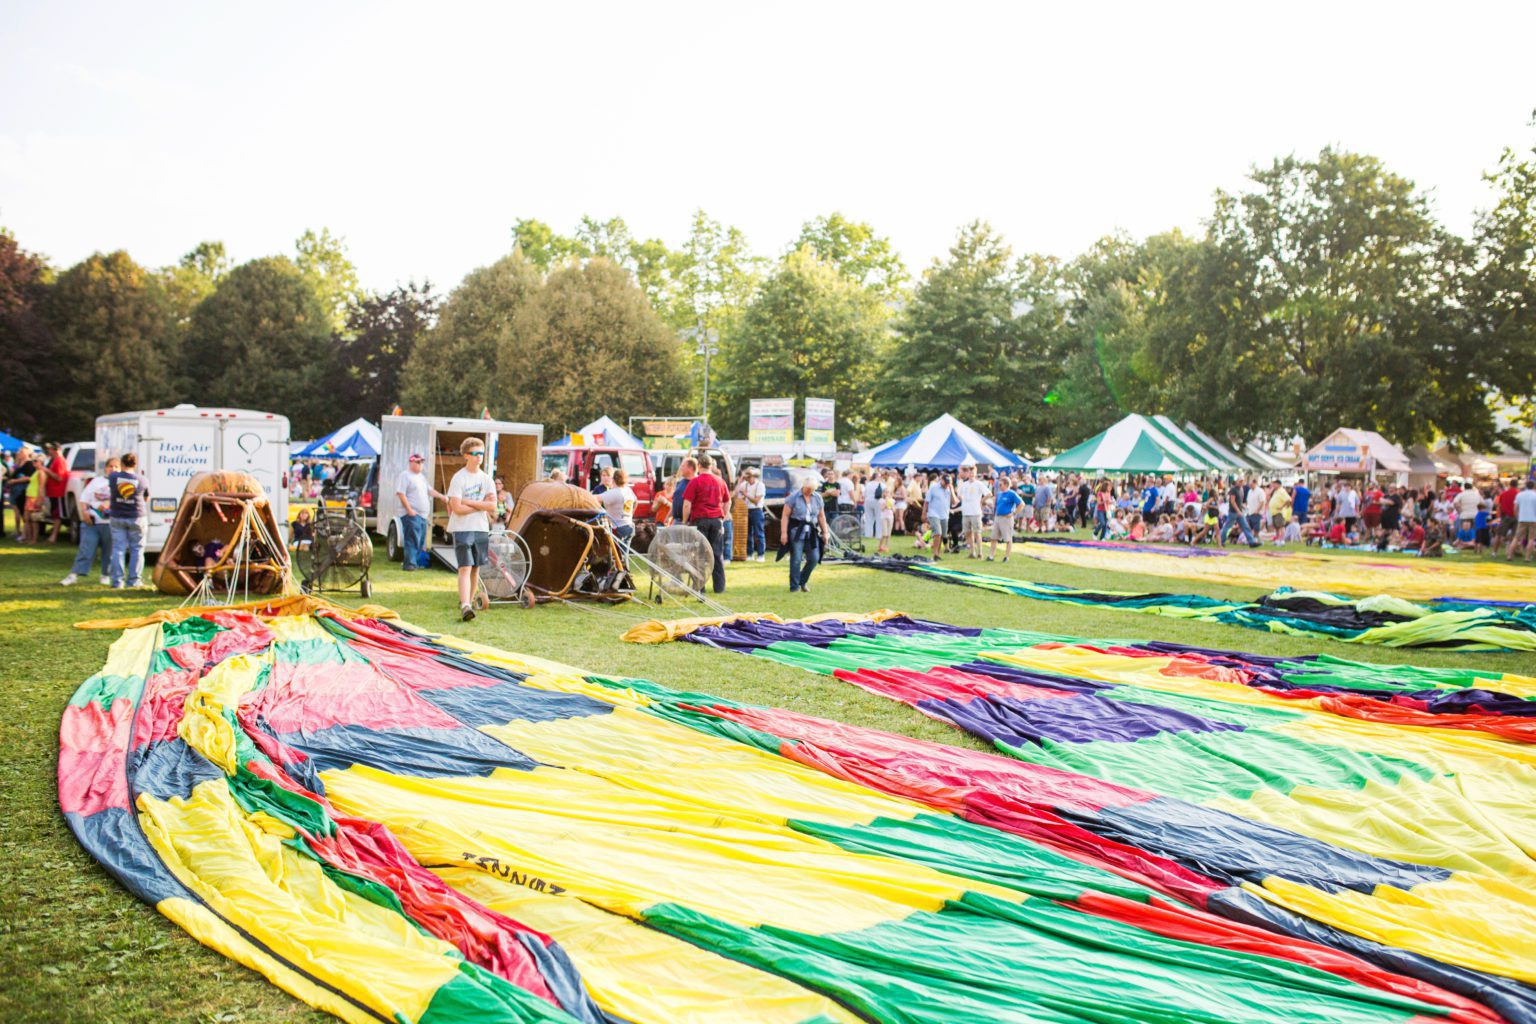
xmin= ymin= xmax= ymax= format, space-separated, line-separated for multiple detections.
xmin=61 ymin=599 xmax=1522 ymax=1024
xmin=1015 ymin=538 xmax=1536 ymax=603
xmin=645 ymin=613 xmax=1536 ymax=1021
xmin=846 ymin=555 xmax=1536 ymax=650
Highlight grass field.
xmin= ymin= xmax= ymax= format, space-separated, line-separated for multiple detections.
xmin=6 ymin=523 xmax=1536 ymax=1023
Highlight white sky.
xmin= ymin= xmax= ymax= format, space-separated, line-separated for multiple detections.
xmin=3 ymin=0 xmax=1533 ymax=292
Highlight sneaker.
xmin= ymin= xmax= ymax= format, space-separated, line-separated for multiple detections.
xmin=60 ymin=573 xmax=79 ymax=586
xmin=134 ymin=581 xmax=155 ymax=590
xmin=99 ymin=575 xmax=111 ymax=585
xmin=461 ymin=604 xmax=476 ymax=622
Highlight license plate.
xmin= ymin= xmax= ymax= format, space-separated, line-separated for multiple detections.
xmin=150 ymin=498 xmax=177 ymax=513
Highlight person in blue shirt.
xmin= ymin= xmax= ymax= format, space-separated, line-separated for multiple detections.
xmin=1291 ymin=481 xmax=1311 ymax=522
xmin=988 ymin=480 xmax=1024 ymax=562
xmin=778 ymin=477 xmax=830 ymax=592
xmin=1140 ymin=481 xmax=1159 ymax=517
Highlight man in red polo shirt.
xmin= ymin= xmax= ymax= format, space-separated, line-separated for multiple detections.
xmin=682 ymin=454 xmax=730 ymax=593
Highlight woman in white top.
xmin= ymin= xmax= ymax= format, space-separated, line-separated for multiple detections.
xmin=861 ymin=471 xmax=883 ymax=538
xmin=737 ymin=468 xmax=767 ymax=561
xmin=599 ymin=468 xmax=638 ymax=549
xmin=877 ymin=471 xmax=896 ymax=553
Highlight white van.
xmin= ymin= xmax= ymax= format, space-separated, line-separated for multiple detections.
xmin=377 ymin=415 xmax=543 ymax=568
xmin=94 ymin=405 xmax=291 ymax=553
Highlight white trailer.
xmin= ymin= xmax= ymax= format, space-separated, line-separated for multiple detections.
xmin=94 ymin=405 xmax=290 ymax=553
xmin=377 ymin=415 xmax=543 ymax=568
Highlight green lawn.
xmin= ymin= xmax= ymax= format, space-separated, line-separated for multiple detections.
xmin=6 ymin=525 xmax=1536 ymax=1023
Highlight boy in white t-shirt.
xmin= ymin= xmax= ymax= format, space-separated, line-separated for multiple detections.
xmin=446 ymin=437 xmax=497 ymax=621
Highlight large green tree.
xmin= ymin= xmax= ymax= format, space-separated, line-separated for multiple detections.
xmin=713 ymin=247 xmax=886 ymax=440
xmin=401 ymin=252 xmax=541 ymax=417
xmin=295 ymin=228 xmax=363 ymax=332
xmin=877 ymin=222 xmax=1058 ymax=454
xmin=182 ymin=257 xmax=337 ymax=436
xmin=46 ymin=251 xmax=178 ymax=437
xmin=501 ymin=257 xmax=689 ymax=430
xmin=0 ymin=231 xmax=56 ymax=437
xmin=1202 ymin=148 xmax=1487 ymax=446
xmin=794 ymin=213 xmax=908 ymax=300
xmin=1467 ymin=114 xmax=1536 ymax=427
xmin=335 ymin=281 xmax=438 ymax=421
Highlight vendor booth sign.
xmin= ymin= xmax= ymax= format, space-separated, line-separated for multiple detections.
xmin=1305 ymin=443 xmax=1369 ymax=473
xmin=804 ymin=397 xmax=835 ymax=446
xmin=749 ymin=398 xmax=794 ymax=444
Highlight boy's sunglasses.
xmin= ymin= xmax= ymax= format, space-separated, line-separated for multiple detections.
xmin=465 ymin=449 xmax=485 ymax=457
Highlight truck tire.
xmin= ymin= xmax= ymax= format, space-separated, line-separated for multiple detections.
xmin=385 ymin=522 xmax=402 ymax=562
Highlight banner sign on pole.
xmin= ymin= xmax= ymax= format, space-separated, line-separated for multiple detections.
xmin=749 ymin=399 xmax=795 ymax=444
xmin=804 ymin=397 xmax=835 ymax=446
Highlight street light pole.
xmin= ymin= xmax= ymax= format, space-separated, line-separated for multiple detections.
xmin=682 ymin=324 xmax=719 ymax=424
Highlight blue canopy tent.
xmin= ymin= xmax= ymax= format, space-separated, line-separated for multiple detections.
xmin=868 ymin=414 xmax=1027 ymax=470
xmin=298 ymin=418 xmax=382 ymax=459
xmin=0 ymin=429 xmax=27 ymax=453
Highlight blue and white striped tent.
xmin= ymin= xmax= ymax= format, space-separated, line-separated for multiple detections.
xmin=868 ymin=414 xmax=1027 ymax=470
xmin=298 ymin=418 xmax=382 ymax=459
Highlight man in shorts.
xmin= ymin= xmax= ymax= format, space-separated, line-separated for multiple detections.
xmin=1507 ymin=479 xmax=1536 ymax=563
xmin=446 ymin=437 xmax=497 ymax=621
xmin=989 ymin=477 xmax=1022 ymax=561
xmin=957 ymin=466 xmax=987 ymax=558
xmin=924 ymin=473 xmax=950 ymax=560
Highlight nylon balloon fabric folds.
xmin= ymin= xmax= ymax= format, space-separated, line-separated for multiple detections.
xmin=641 ymin=613 xmax=1536 ymax=1022
xmin=845 ymin=555 xmax=1536 ymax=650
xmin=61 ymin=599 xmax=1518 ymax=1024
xmin=1014 ymin=539 xmax=1536 ymax=603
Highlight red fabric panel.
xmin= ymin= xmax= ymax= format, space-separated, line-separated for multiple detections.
xmin=58 ymin=698 xmax=134 ymax=815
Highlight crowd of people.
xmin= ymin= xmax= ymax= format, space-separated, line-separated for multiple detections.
xmin=816 ymin=466 xmax=1536 ymax=563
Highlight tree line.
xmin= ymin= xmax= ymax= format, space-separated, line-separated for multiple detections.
xmin=2 ymin=127 xmax=1533 ymax=452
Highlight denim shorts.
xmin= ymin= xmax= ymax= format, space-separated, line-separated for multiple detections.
xmin=453 ymin=531 xmax=489 ymax=568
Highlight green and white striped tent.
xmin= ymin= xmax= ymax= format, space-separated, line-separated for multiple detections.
xmin=1035 ymin=414 xmax=1244 ymax=474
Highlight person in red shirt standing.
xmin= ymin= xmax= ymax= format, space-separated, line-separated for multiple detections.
xmin=41 ymin=442 xmax=70 ymax=544
xmin=682 ymin=454 xmax=730 ymax=593
xmin=1498 ymin=480 xmax=1521 ymax=545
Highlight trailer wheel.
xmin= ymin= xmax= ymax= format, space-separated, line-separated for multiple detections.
xmin=385 ymin=523 xmax=402 ymax=562
xmin=360 ymin=578 xmax=372 ymax=599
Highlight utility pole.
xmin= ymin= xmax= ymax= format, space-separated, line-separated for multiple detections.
xmin=681 ymin=325 xmax=719 ymax=424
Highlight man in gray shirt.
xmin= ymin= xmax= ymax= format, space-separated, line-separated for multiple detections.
xmin=395 ymin=453 xmax=433 ymax=570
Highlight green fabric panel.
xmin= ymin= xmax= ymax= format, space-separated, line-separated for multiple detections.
xmin=640 ymin=900 xmax=1430 ymax=1024
xmin=417 ymin=959 xmax=584 ymax=1024
xmin=159 ymin=615 xmax=225 ymax=646
xmin=272 ymin=636 xmax=361 ymax=665
xmin=228 ymin=764 xmax=336 ymax=837
xmin=1092 ymin=683 xmax=1308 ymax=728
xmin=67 ymin=672 xmax=142 ymax=709
xmin=789 ymin=813 xmax=1154 ymax=904
xmin=999 ymin=728 xmax=1434 ymax=804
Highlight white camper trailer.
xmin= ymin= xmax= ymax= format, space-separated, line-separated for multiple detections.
xmin=377 ymin=415 xmax=543 ymax=568
xmin=94 ymin=405 xmax=291 ymax=554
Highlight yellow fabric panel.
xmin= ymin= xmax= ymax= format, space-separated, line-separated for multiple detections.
xmin=1209 ymin=772 xmax=1536 ymax=887
xmin=178 ymin=653 xmax=268 ymax=774
xmin=1017 ymin=542 xmax=1536 ymax=602
xmin=138 ymin=779 xmax=461 ymax=1023
xmin=323 ymin=764 xmax=1021 ymax=934
xmin=74 ymin=592 xmax=398 ymax=630
xmin=483 ymin=706 xmax=924 ymax=828
xmin=102 ymin=622 xmax=163 ymax=678
xmin=436 ymin=868 xmax=862 ymax=1024
xmin=263 ymin=613 xmax=337 ymax=644
xmin=619 ymin=609 xmax=907 ymax=644
xmin=156 ymin=896 xmax=385 ymax=1024
xmin=1245 ymin=872 xmax=1536 ymax=983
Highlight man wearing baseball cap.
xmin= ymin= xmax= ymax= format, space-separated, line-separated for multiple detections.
xmin=395 ymin=452 xmax=433 ymax=570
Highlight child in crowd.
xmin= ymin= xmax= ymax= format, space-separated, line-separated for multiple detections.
xmin=1127 ymin=513 xmax=1146 ymax=541
xmin=1146 ymin=515 xmax=1176 ymax=544
xmin=291 ymin=508 xmax=314 ymax=550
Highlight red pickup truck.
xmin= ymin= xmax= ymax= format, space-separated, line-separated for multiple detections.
xmin=539 ymin=445 xmax=656 ymax=520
